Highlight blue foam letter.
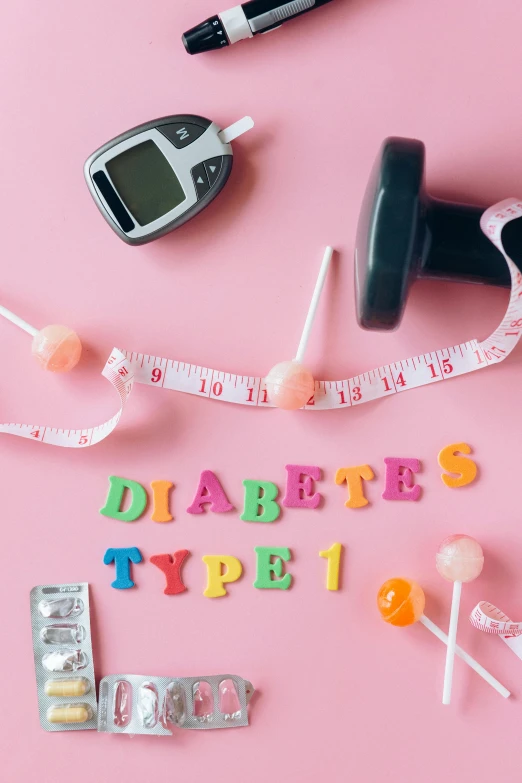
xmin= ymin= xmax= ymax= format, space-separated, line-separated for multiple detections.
xmin=103 ymin=547 xmax=143 ymax=589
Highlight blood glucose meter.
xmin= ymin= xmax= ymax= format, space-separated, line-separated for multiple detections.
xmin=84 ymin=114 xmax=253 ymax=245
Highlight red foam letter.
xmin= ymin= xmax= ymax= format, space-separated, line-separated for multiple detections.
xmin=150 ymin=550 xmax=190 ymax=595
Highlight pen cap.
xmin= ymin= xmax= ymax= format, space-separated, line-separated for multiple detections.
xmin=182 ymin=16 xmax=230 ymax=54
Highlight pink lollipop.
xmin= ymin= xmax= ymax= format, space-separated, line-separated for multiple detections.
xmin=265 ymin=246 xmax=333 ymax=410
xmin=0 ymin=304 xmax=82 ymax=372
xmin=436 ymin=534 xmax=484 ymax=705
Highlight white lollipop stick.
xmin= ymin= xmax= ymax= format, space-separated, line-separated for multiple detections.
xmin=265 ymin=245 xmax=333 ymax=411
xmin=0 ymin=304 xmax=37 ymax=336
xmin=443 ymin=580 xmax=462 ymax=705
xmin=295 ymin=245 xmax=333 ymax=363
xmin=420 ymin=613 xmax=509 ymax=699
xmin=436 ymin=534 xmax=484 ymax=706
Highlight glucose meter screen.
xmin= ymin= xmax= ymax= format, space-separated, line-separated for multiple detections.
xmin=106 ymin=140 xmax=185 ymax=226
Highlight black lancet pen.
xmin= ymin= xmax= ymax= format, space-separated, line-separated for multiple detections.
xmin=182 ymin=0 xmax=334 ymax=55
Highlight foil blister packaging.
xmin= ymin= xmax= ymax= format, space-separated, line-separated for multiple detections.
xmin=98 ymin=674 xmax=254 ymax=736
xmin=30 ymin=583 xmax=97 ymax=731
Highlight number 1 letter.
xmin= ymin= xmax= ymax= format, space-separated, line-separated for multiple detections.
xmin=319 ymin=543 xmax=343 ymax=591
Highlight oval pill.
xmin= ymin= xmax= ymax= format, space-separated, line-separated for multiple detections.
xmin=47 ymin=704 xmax=92 ymax=724
xmin=45 ymin=678 xmax=90 ymax=697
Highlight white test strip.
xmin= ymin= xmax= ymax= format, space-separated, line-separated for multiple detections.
xmin=1 ymin=198 xmax=522 ymax=448
xmin=218 ymin=116 xmax=254 ymax=144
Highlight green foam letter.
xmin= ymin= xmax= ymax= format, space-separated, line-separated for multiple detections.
xmin=254 ymin=546 xmax=292 ymax=590
xmin=100 ymin=475 xmax=148 ymax=522
xmin=240 ymin=480 xmax=281 ymax=523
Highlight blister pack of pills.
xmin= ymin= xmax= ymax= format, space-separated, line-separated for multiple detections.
xmin=98 ymin=674 xmax=254 ymax=735
xmin=30 ymin=583 xmax=97 ymax=731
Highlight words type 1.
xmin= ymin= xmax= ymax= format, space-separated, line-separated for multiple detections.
xmin=100 ymin=443 xmax=476 ymax=596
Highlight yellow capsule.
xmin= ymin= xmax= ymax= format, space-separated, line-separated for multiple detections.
xmin=45 ymin=678 xmax=90 ymax=697
xmin=47 ymin=704 xmax=92 ymax=724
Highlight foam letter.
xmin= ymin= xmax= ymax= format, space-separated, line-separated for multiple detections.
xmin=283 ymin=464 xmax=322 ymax=509
xmin=151 ymin=480 xmax=173 ymax=522
xmin=103 ymin=547 xmax=143 ymax=589
xmin=438 ymin=443 xmax=477 ymax=488
xmin=254 ymin=547 xmax=292 ymax=590
xmin=202 ymin=555 xmax=243 ymax=598
xmin=382 ymin=458 xmax=421 ymax=501
xmin=187 ymin=471 xmax=234 ymax=515
xmin=319 ymin=543 xmax=343 ymax=590
xmin=241 ymin=480 xmax=281 ymax=522
xmin=100 ymin=476 xmax=147 ymax=522
xmin=335 ymin=465 xmax=375 ymax=508
xmin=150 ymin=550 xmax=189 ymax=595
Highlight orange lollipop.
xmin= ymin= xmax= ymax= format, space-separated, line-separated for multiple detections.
xmin=378 ymin=577 xmax=426 ymax=626
xmin=377 ymin=578 xmax=509 ymax=698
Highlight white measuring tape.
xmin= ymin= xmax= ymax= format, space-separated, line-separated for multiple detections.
xmin=470 ymin=600 xmax=522 ymax=662
xmin=470 ymin=602 xmax=522 ymax=636
xmin=2 ymin=197 xmax=522 ymax=448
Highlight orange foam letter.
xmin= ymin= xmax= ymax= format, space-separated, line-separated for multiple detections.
xmin=438 ymin=443 xmax=477 ymax=488
xmin=150 ymin=480 xmax=173 ymax=522
xmin=335 ymin=465 xmax=375 ymax=508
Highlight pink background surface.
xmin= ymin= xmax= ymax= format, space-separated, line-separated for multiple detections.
xmin=1 ymin=0 xmax=522 ymax=780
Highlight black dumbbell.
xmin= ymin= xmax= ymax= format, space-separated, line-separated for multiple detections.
xmin=355 ymin=136 xmax=522 ymax=330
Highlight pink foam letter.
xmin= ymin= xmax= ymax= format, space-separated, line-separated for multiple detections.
xmin=382 ymin=457 xmax=422 ymax=501
xmin=282 ymin=464 xmax=322 ymax=509
xmin=186 ymin=470 xmax=234 ymax=515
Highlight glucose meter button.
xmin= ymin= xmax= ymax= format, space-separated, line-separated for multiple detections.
xmin=191 ymin=163 xmax=210 ymax=199
xmin=159 ymin=123 xmax=206 ymax=149
xmin=204 ymin=157 xmax=223 ymax=187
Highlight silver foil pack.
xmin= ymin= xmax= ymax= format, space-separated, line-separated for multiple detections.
xmin=30 ymin=583 xmax=97 ymax=731
xmin=98 ymin=674 xmax=254 ymax=735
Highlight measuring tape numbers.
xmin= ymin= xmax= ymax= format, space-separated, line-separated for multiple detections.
xmin=470 ymin=602 xmax=522 ymax=636
xmin=470 ymin=600 xmax=522 ymax=662
xmin=2 ymin=197 xmax=522 ymax=448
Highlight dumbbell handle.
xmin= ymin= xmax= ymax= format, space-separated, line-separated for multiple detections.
xmin=421 ymin=199 xmax=522 ymax=286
